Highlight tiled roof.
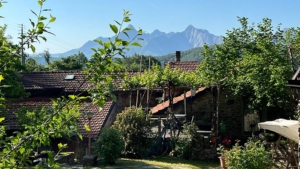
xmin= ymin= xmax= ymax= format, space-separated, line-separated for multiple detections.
xmin=20 ymin=71 xmax=139 ymax=92
xmin=78 ymin=101 xmax=114 ymax=138
xmin=1 ymin=97 xmax=114 ymax=138
xmin=151 ymin=87 xmax=206 ymax=114
xmin=164 ymin=61 xmax=200 ymax=72
xmin=20 ymin=71 xmax=88 ymax=92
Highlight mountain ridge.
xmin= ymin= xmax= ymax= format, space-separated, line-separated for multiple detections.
xmin=51 ymin=25 xmax=223 ymax=58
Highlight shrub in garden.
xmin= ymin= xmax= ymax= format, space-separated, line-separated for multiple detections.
xmin=94 ymin=127 xmax=124 ymax=164
xmin=175 ymin=122 xmax=202 ymax=160
xmin=225 ymin=138 xmax=274 ymax=169
xmin=113 ymin=106 xmax=153 ymax=158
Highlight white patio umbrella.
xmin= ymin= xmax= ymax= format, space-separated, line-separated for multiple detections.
xmin=258 ymin=118 xmax=299 ymax=143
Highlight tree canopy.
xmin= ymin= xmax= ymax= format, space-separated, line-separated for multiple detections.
xmin=198 ymin=17 xmax=298 ymax=113
xmin=25 ymin=51 xmax=88 ymax=71
xmin=49 ymin=51 xmax=88 ymax=70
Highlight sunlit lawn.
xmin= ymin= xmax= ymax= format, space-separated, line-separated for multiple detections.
xmin=94 ymin=156 xmax=220 ymax=169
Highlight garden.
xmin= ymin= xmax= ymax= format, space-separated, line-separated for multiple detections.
xmin=1 ymin=0 xmax=300 ymax=168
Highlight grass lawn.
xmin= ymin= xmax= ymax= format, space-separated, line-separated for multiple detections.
xmin=94 ymin=156 xmax=220 ymax=169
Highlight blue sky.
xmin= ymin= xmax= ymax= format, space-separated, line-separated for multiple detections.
xmin=1 ymin=0 xmax=300 ymax=54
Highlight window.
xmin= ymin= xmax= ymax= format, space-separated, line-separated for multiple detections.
xmin=65 ymin=75 xmax=75 ymax=80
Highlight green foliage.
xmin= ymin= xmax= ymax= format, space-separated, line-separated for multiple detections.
xmin=42 ymin=49 xmax=51 ymax=65
xmin=0 ymin=96 xmax=83 ymax=168
xmin=0 ymin=1 xmax=83 ymax=168
xmin=0 ymin=25 xmax=27 ymax=98
xmin=224 ymin=139 xmax=274 ymax=169
xmin=94 ymin=127 xmax=124 ymax=164
xmin=15 ymin=104 xmax=80 ymax=137
xmin=113 ymin=106 xmax=153 ymax=158
xmin=49 ymin=52 xmax=88 ymax=70
xmin=25 ymin=57 xmax=44 ymax=72
xmin=198 ymin=17 xmax=295 ymax=111
xmin=85 ymin=10 xmax=142 ymax=108
xmin=123 ymin=64 xmax=201 ymax=91
xmin=156 ymin=47 xmax=205 ymax=63
xmin=26 ymin=51 xmax=88 ymax=71
xmin=174 ymin=122 xmax=202 ymax=160
xmin=120 ymin=53 xmax=161 ymax=71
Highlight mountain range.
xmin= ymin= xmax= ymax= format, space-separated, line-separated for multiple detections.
xmin=51 ymin=25 xmax=223 ymax=58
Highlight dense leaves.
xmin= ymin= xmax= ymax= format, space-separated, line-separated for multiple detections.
xmin=49 ymin=52 xmax=88 ymax=70
xmin=113 ymin=106 xmax=153 ymax=158
xmin=198 ymin=17 xmax=295 ymax=112
xmin=123 ymin=64 xmax=201 ymax=91
xmin=94 ymin=127 xmax=123 ymax=164
xmin=25 ymin=57 xmax=44 ymax=72
xmin=224 ymin=139 xmax=273 ymax=169
xmin=85 ymin=10 xmax=143 ymax=108
xmin=174 ymin=123 xmax=202 ymax=160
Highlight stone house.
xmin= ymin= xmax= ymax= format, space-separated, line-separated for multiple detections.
xmin=151 ymin=51 xmax=290 ymax=140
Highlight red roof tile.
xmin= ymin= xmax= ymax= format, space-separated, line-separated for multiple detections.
xmin=1 ymin=97 xmax=114 ymax=138
xmin=151 ymin=87 xmax=205 ymax=114
xmin=78 ymin=101 xmax=114 ymax=138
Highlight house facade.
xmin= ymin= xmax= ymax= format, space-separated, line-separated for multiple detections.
xmin=151 ymin=51 xmax=291 ymax=140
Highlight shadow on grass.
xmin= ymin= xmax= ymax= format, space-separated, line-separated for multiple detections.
xmin=95 ymin=156 xmax=220 ymax=169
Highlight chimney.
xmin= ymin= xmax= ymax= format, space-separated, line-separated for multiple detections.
xmin=175 ymin=51 xmax=181 ymax=62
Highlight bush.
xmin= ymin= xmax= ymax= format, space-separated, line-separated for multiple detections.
xmin=224 ymin=138 xmax=274 ymax=169
xmin=175 ymin=122 xmax=203 ymax=160
xmin=94 ymin=127 xmax=124 ymax=164
xmin=113 ymin=106 xmax=153 ymax=158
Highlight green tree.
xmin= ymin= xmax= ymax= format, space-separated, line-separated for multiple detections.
xmin=198 ymin=17 xmax=295 ymax=118
xmin=49 ymin=52 xmax=88 ymax=70
xmin=25 ymin=57 xmax=44 ymax=72
xmin=42 ymin=49 xmax=51 ymax=65
xmin=0 ymin=25 xmax=27 ymax=98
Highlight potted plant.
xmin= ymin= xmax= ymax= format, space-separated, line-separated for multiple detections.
xmin=221 ymin=137 xmax=232 ymax=150
xmin=209 ymin=132 xmax=217 ymax=143
xmin=217 ymin=144 xmax=228 ymax=169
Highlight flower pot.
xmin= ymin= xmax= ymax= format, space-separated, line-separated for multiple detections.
xmin=219 ymin=156 xmax=227 ymax=169
xmin=224 ymin=147 xmax=230 ymax=151
xmin=210 ymin=137 xmax=217 ymax=143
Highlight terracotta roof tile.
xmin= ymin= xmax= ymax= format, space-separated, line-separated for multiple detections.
xmin=78 ymin=101 xmax=114 ymax=138
xmin=151 ymin=87 xmax=205 ymax=114
xmin=0 ymin=97 xmax=114 ymax=138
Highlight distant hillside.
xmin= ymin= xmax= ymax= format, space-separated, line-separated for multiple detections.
xmin=51 ymin=25 xmax=223 ymax=58
xmin=32 ymin=46 xmax=207 ymax=65
xmin=155 ymin=47 xmax=205 ymax=64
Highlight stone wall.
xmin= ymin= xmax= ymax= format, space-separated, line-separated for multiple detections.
xmin=172 ymin=88 xmax=243 ymax=137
